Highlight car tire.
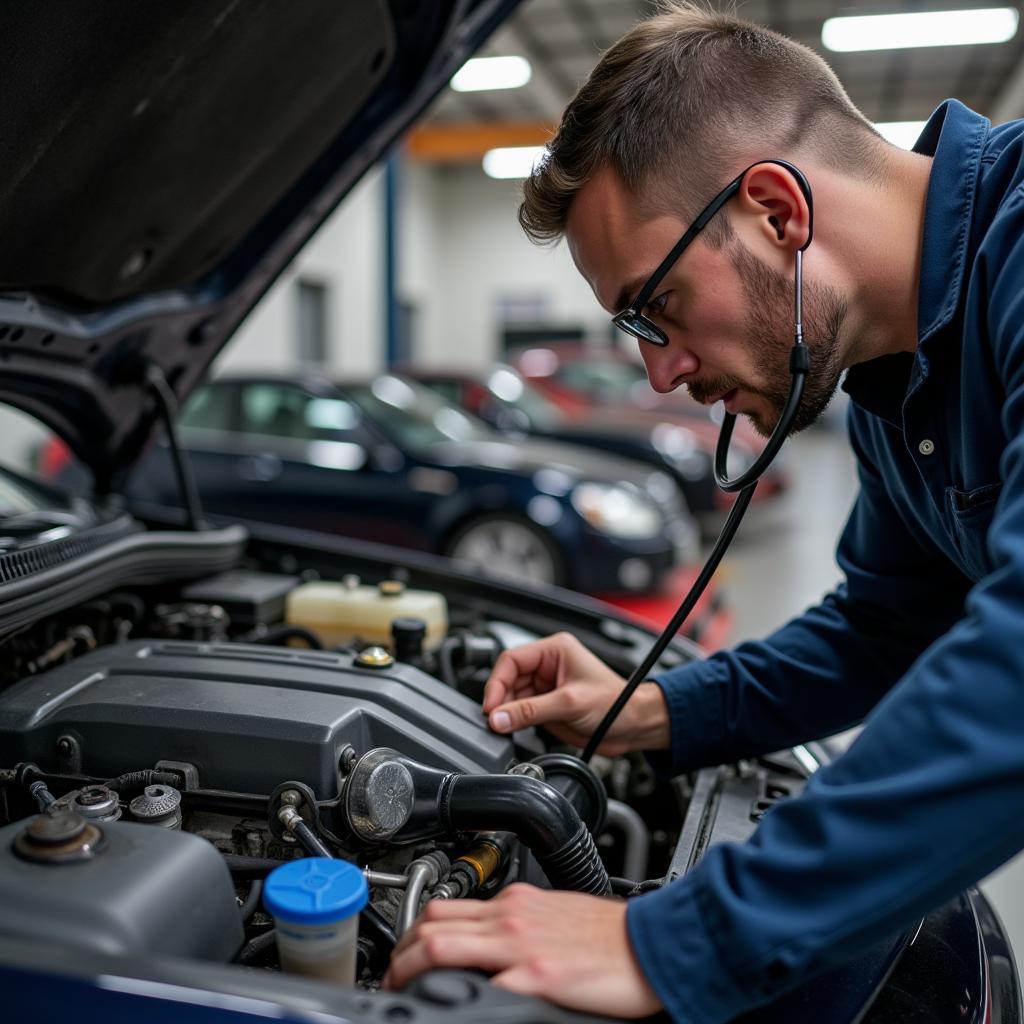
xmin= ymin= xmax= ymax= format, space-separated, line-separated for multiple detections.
xmin=444 ymin=515 xmax=566 ymax=588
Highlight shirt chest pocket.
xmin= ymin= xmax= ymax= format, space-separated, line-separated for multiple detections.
xmin=946 ymin=482 xmax=1003 ymax=581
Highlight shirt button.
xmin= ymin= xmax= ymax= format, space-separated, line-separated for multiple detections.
xmin=918 ymin=439 xmax=935 ymax=455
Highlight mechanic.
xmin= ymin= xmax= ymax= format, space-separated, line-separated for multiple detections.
xmin=384 ymin=2 xmax=1024 ymax=1020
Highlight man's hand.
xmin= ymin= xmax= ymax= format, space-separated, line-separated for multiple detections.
xmin=482 ymin=632 xmax=671 ymax=755
xmin=383 ymin=884 xmax=663 ymax=1020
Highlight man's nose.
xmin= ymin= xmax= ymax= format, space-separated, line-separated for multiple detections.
xmin=639 ymin=339 xmax=699 ymax=394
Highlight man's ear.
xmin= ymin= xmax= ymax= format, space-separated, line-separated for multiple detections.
xmin=736 ymin=163 xmax=811 ymax=252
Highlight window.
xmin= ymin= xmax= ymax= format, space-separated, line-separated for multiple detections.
xmin=179 ymin=384 xmax=234 ymax=433
xmin=239 ymin=384 xmax=363 ymax=443
xmin=296 ymin=279 xmax=329 ymax=365
xmin=495 ymin=292 xmax=549 ymax=324
xmin=421 ymin=379 xmax=461 ymax=405
xmin=501 ymin=324 xmax=584 ymax=353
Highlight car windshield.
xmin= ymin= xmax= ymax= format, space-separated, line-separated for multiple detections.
xmin=0 ymin=466 xmax=63 ymax=518
xmin=484 ymin=367 xmax=565 ymax=428
xmin=561 ymin=358 xmax=647 ymax=398
xmin=344 ymin=375 xmax=495 ymax=452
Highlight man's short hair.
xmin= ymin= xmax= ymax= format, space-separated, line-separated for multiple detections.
xmin=519 ymin=1 xmax=886 ymax=247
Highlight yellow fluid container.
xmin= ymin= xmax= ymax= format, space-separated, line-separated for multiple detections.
xmin=285 ymin=579 xmax=448 ymax=651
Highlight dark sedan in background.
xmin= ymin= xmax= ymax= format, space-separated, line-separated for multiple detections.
xmin=410 ymin=363 xmax=788 ymax=534
xmin=124 ymin=373 xmax=701 ymax=598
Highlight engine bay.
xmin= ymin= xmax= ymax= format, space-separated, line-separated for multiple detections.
xmin=0 ymin=563 xmax=700 ymax=994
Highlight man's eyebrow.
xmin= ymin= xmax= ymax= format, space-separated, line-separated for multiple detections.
xmin=611 ymin=274 xmax=649 ymax=313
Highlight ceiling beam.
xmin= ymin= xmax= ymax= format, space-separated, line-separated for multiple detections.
xmin=504 ymin=15 xmax=578 ymax=117
xmin=405 ymin=121 xmax=557 ymax=163
xmin=565 ymin=0 xmax=612 ymax=52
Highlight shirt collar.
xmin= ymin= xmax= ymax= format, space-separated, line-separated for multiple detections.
xmin=912 ymin=98 xmax=988 ymax=346
xmin=843 ymin=100 xmax=988 ymax=421
xmin=841 ymin=354 xmax=915 ymax=427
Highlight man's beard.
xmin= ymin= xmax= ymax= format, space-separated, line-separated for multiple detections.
xmin=687 ymin=242 xmax=847 ymax=438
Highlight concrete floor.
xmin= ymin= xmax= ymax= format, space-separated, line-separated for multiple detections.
xmin=715 ymin=424 xmax=1024 ymax=968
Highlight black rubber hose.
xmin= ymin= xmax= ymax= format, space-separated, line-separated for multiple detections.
xmin=361 ymin=902 xmax=398 ymax=953
xmin=530 ymin=753 xmax=608 ymax=835
xmin=236 ymin=928 xmax=277 ymax=965
xmin=291 ymin=819 xmax=333 ymax=859
xmin=440 ymin=774 xmax=611 ymax=896
xmin=437 ymin=635 xmax=460 ymax=688
xmin=610 ymin=876 xmax=665 ymax=897
xmin=224 ymin=855 xmax=287 ymax=879
xmin=244 ymin=625 xmax=323 ymax=650
xmin=240 ymin=879 xmax=262 ymax=923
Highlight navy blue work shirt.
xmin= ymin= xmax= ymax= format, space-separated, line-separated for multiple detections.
xmin=626 ymin=99 xmax=1024 ymax=1023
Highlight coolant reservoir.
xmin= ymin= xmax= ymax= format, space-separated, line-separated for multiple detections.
xmin=285 ymin=578 xmax=448 ymax=651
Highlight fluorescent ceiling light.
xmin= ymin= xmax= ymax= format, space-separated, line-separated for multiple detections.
xmin=822 ymin=8 xmax=1018 ymax=51
xmin=874 ymin=121 xmax=928 ymax=148
xmin=482 ymin=145 xmax=546 ymax=179
xmin=451 ymin=55 xmax=531 ymax=92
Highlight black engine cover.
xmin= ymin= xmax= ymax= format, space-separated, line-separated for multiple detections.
xmin=0 ymin=640 xmax=516 ymax=795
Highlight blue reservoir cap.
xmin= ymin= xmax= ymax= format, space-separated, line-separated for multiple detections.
xmin=264 ymin=857 xmax=368 ymax=925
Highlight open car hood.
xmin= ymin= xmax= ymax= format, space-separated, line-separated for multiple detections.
xmin=0 ymin=0 xmax=520 ymax=490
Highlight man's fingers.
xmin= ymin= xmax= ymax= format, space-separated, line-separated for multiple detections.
xmin=482 ymin=643 xmax=551 ymax=713
xmin=384 ymin=930 xmax=510 ymax=990
xmin=488 ymin=686 xmax=581 ymax=733
xmin=482 ymin=633 xmax=580 ymax=713
xmin=490 ymin=962 xmax=549 ymax=999
xmin=415 ymin=897 xmax=495 ymax=920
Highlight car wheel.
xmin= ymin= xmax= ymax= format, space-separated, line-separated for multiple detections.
xmin=445 ymin=515 xmax=565 ymax=587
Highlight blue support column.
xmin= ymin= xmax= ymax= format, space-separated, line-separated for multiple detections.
xmin=384 ymin=149 xmax=400 ymax=368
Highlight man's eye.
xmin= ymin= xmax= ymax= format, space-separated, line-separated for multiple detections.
xmin=644 ymin=292 xmax=669 ymax=316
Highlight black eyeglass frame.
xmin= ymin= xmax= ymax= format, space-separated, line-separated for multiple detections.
xmin=611 ymin=159 xmax=814 ymax=347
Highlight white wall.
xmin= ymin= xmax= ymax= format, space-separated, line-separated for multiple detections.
xmin=423 ymin=164 xmax=607 ymax=366
xmin=215 ymin=167 xmax=387 ymax=378
xmin=213 ymin=156 xmax=615 ymax=379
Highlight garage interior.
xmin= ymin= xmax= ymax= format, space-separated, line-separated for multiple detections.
xmin=2 ymin=0 xmax=1023 ymax=1017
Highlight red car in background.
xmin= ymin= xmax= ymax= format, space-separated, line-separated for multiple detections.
xmin=509 ymin=342 xmax=707 ymax=418
xmin=417 ymin=351 xmax=789 ymax=524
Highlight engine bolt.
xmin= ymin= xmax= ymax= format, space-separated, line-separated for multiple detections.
xmin=278 ymin=806 xmax=301 ymax=830
xmin=279 ymin=790 xmax=302 ymax=807
xmin=57 ymin=738 xmax=72 ymax=755
xmin=356 ymin=646 xmax=394 ymax=668
xmin=338 ymin=745 xmax=358 ymax=774
xmin=78 ymin=786 xmax=110 ymax=806
xmin=29 ymin=809 xmax=87 ymax=845
xmin=507 ymin=762 xmax=545 ymax=781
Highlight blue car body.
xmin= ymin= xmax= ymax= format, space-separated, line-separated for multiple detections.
xmin=125 ymin=374 xmax=698 ymax=595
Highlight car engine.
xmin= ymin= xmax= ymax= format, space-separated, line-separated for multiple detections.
xmin=0 ymin=564 xmax=681 ymax=990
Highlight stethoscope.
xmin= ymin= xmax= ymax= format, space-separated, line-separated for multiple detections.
xmin=581 ymin=161 xmax=813 ymax=763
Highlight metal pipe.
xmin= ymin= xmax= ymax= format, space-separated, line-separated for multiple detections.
xmin=29 ymin=781 xmax=56 ymax=811
xmin=364 ymin=870 xmax=409 ymax=889
xmin=396 ymin=860 xmax=433 ymax=937
xmin=604 ymin=799 xmax=650 ymax=882
xmin=147 ymin=366 xmax=204 ymax=531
